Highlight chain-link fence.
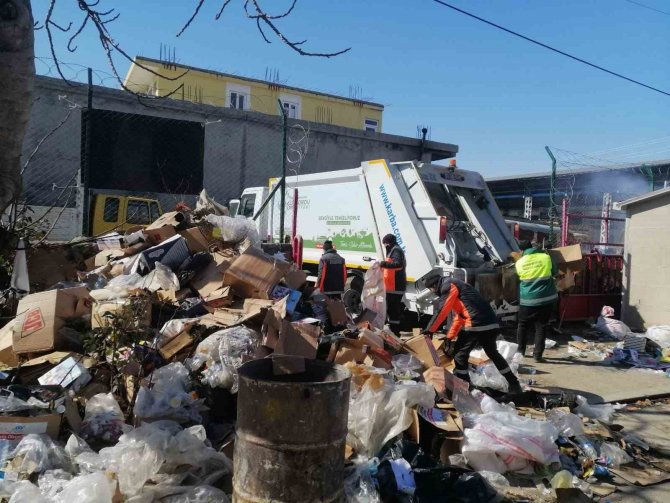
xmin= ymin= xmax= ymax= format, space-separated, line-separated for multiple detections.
xmin=9 ymin=58 xmax=296 ymax=243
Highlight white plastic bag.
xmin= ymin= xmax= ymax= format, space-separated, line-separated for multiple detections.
xmin=600 ymin=442 xmax=633 ymax=468
xmin=573 ymin=395 xmax=615 ymax=424
xmin=204 ymin=214 xmax=259 ymax=252
xmin=80 ymin=393 xmax=130 ymax=444
xmin=646 ymin=326 xmax=670 ymax=348
xmin=595 ymin=306 xmax=631 ymax=340
xmin=8 ymin=481 xmax=48 ymax=503
xmin=143 ymin=262 xmax=180 ymax=292
xmin=8 ymin=434 xmax=72 ymax=476
xmin=347 ymin=381 xmax=434 ymax=457
xmin=38 ymin=469 xmax=73 ymax=499
xmin=56 ymin=472 xmax=115 ymax=502
xmin=546 ymin=409 xmax=585 ymax=437
xmin=361 ymin=263 xmax=386 ymax=329
xmin=462 ymin=411 xmax=559 ymax=473
xmin=344 ymin=457 xmax=380 ymax=503
xmin=133 ymin=363 xmax=203 ymax=423
xmin=199 ymin=327 xmax=260 ymax=393
xmin=160 ymin=485 xmax=230 ymax=503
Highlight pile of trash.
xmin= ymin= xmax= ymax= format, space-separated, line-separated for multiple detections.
xmin=0 ymin=204 xmax=667 ymax=501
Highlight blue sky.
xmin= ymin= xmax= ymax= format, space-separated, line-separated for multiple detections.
xmin=33 ymin=0 xmax=670 ymax=176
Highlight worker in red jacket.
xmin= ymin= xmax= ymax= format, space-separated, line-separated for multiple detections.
xmin=423 ymin=275 xmax=522 ymax=394
xmin=379 ymin=234 xmax=406 ymax=335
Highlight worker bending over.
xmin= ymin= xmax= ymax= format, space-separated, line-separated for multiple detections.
xmin=515 ymin=240 xmax=558 ymax=362
xmin=380 ymin=234 xmax=406 ymax=335
xmin=317 ymin=240 xmax=347 ymax=299
xmin=423 ymin=276 xmax=522 ymax=394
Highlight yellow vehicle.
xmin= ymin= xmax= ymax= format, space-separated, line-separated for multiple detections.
xmin=91 ymin=194 xmax=162 ymax=235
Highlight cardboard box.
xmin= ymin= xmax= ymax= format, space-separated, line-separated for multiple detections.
xmin=284 ymin=270 xmax=307 ymax=290
xmin=325 ymin=298 xmax=347 ymax=326
xmin=403 ymin=335 xmax=440 ymax=369
xmin=38 ymin=356 xmax=91 ymax=390
xmin=134 ymin=235 xmax=190 ymax=273
xmin=0 ymin=322 xmax=18 ymax=367
xmin=13 ymin=287 xmax=92 ymax=354
xmin=145 ymin=225 xmax=177 ymax=246
xmin=548 ymin=244 xmax=583 ymax=272
xmin=275 ymin=321 xmax=319 ymax=359
xmin=0 ymin=413 xmax=62 ymax=440
xmin=224 ymin=247 xmax=291 ymax=299
xmin=179 ymin=227 xmax=212 ymax=253
xmin=146 ymin=211 xmax=185 ymax=229
xmin=190 ymin=251 xmax=237 ymax=299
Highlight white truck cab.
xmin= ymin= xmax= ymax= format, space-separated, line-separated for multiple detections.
xmin=231 ymin=159 xmax=519 ymax=314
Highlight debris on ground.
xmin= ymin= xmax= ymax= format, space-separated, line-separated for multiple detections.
xmin=0 ymin=210 xmax=668 ymax=502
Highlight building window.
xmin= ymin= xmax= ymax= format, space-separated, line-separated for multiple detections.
xmin=226 ymin=84 xmax=251 ymax=110
xmin=280 ymin=94 xmax=301 ymax=119
xmin=364 ymin=118 xmax=379 ymax=132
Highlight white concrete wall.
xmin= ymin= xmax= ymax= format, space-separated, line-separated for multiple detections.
xmin=622 ymin=193 xmax=670 ymax=329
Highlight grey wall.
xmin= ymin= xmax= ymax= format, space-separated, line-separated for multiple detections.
xmin=621 ymin=193 xmax=670 ymax=329
xmin=23 ymin=76 xmax=458 ymax=208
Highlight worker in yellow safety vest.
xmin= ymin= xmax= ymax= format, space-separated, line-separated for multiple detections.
xmin=515 ymin=240 xmax=558 ymax=363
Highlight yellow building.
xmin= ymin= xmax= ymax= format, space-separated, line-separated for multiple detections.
xmin=124 ymin=56 xmax=384 ymax=132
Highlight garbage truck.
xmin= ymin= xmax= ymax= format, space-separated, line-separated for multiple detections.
xmin=230 ymin=159 xmax=519 ymax=315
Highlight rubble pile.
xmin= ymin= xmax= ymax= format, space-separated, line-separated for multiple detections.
xmin=0 ymin=208 xmax=667 ymax=501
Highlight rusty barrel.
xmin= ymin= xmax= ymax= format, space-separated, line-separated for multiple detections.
xmin=233 ymin=357 xmax=351 ymax=502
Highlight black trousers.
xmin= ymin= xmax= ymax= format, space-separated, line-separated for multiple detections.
xmin=386 ymin=293 xmax=404 ymax=335
xmin=517 ymin=303 xmax=554 ymax=358
xmin=453 ymin=329 xmax=519 ymax=388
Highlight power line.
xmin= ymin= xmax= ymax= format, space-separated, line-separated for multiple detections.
xmin=432 ymin=0 xmax=670 ymax=98
xmin=623 ymin=0 xmax=670 ymax=17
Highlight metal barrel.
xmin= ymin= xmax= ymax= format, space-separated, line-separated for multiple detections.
xmin=233 ymin=357 xmax=351 ymax=503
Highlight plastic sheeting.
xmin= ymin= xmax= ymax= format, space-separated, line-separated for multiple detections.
xmin=361 ymin=263 xmax=386 ymax=329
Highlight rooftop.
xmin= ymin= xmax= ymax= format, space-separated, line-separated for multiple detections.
xmin=486 ymin=158 xmax=670 ymax=182
xmin=614 ymin=186 xmax=670 ymax=210
xmin=131 ymin=56 xmax=385 ymax=109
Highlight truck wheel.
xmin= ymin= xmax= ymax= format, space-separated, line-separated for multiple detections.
xmin=343 ymin=274 xmax=364 ymax=315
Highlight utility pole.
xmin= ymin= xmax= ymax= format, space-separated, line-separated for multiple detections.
xmin=545 ymin=146 xmax=557 ymax=247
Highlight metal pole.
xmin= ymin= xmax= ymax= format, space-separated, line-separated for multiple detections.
xmin=278 ymin=99 xmax=287 ymax=243
xmin=291 ymin=188 xmax=298 ymax=240
xmin=561 ymin=197 xmax=568 ymax=247
xmin=545 ymin=146 xmax=557 ymax=247
xmin=87 ymin=68 xmax=93 ymax=109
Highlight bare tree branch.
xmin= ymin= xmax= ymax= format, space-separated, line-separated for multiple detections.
xmin=177 ymin=0 xmax=206 ymax=37
xmin=215 ymin=0 xmax=234 ymax=20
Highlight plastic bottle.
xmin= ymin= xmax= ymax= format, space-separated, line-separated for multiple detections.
xmin=575 ymin=435 xmax=598 ymax=459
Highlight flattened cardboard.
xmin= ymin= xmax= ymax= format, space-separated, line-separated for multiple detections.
xmin=284 ymin=270 xmax=307 ymax=290
xmin=159 ymin=331 xmax=194 ymax=360
xmin=275 ymin=321 xmax=318 ymax=359
xmin=325 ymin=298 xmax=348 ymax=326
xmin=146 ymin=211 xmax=184 ymax=229
xmin=190 ymin=250 xmax=236 ymax=298
xmin=403 ymin=335 xmax=440 ymax=369
xmin=223 ymin=247 xmax=291 ymax=299
xmin=0 ymin=322 xmax=18 ymax=367
xmin=179 ymin=227 xmax=212 ymax=253
xmin=13 ymin=287 xmax=92 ymax=354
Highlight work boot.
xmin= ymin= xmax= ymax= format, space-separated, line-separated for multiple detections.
xmin=533 ymin=356 xmax=546 ymax=363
